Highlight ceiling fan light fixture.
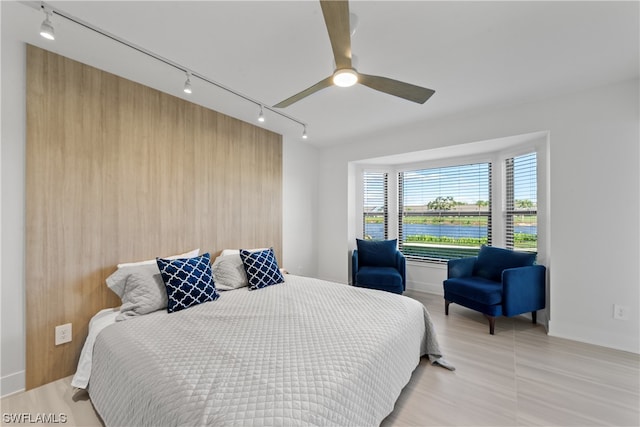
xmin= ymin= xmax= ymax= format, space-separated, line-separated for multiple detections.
xmin=333 ymin=68 xmax=358 ymax=88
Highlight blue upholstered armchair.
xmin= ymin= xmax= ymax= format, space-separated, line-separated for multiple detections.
xmin=352 ymin=239 xmax=406 ymax=294
xmin=443 ymin=245 xmax=545 ymax=334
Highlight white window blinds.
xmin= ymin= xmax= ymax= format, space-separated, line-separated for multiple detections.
xmin=398 ymin=162 xmax=492 ymax=261
xmin=505 ymin=152 xmax=537 ymax=251
xmin=363 ymin=171 xmax=388 ymax=240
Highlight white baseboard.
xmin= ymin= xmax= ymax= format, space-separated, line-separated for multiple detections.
xmin=548 ymin=320 xmax=640 ymax=354
xmin=406 ymin=279 xmax=443 ymax=295
xmin=538 ymin=308 xmax=549 ymax=332
xmin=1 ymin=370 xmax=25 ymax=398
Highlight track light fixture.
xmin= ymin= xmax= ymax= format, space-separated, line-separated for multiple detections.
xmin=302 ymin=126 xmax=308 ymax=140
xmin=183 ymin=72 xmax=192 ymax=94
xmin=258 ymin=105 xmax=265 ymax=122
xmin=40 ymin=5 xmax=55 ymax=40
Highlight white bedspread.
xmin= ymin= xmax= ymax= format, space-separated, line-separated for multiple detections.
xmin=88 ymin=275 xmax=442 ymax=426
xmin=71 ymin=307 xmax=119 ymax=388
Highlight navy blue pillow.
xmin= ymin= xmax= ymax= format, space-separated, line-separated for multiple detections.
xmin=473 ymin=245 xmax=537 ymax=282
xmin=156 ymin=253 xmax=220 ymax=313
xmin=356 ymin=239 xmax=398 ymax=267
xmin=240 ymin=248 xmax=285 ymax=290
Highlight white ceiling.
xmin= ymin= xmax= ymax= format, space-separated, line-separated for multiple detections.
xmin=6 ymin=1 xmax=639 ymax=146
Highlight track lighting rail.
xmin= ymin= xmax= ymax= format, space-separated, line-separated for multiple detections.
xmin=26 ymin=1 xmax=309 ymax=138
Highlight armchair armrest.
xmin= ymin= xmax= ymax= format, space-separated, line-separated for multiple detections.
xmin=351 ymin=250 xmax=359 ymax=285
xmin=447 ymin=256 xmax=477 ymax=279
xmin=395 ymin=251 xmax=406 ymax=289
xmin=502 ymin=265 xmax=546 ymax=316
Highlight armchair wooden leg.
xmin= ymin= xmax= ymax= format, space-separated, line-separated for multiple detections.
xmin=445 ymin=300 xmax=450 ymax=315
xmin=532 ymin=311 xmax=537 ymax=324
xmin=483 ymin=314 xmax=495 ymax=335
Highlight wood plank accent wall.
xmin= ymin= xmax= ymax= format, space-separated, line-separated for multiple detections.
xmin=25 ymin=45 xmax=282 ymax=389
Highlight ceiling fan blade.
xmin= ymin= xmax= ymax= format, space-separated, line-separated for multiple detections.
xmin=273 ymin=76 xmax=334 ymax=108
xmin=320 ymin=0 xmax=352 ymax=70
xmin=358 ymin=73 xmax=435 ymax=104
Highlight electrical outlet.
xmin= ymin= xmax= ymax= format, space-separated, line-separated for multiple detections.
xmin=55 ymin=323 xmax=72 ymax=345
xmin=613 ymin=304 xmax=629 ymax=321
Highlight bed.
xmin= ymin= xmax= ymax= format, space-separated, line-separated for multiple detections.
xmin=75 ymin=272 xmax=445 ymax=426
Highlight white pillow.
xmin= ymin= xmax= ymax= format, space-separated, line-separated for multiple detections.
xmin=220 ymin=248 xmax=267 ymax=257
xmin=116 ymin=248 xmax=199 ymax=269
xmin=212 ymin=254 xmax=248 ymax=290
xmin=107 ymin=249 xmax=200 ymax=298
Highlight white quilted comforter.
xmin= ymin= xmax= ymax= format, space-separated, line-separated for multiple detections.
xmin=89 ymin=275 xmax=442 ymax=426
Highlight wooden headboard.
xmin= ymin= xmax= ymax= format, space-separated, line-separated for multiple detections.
xmin=25 ymin=45 xmax=282 ymax=389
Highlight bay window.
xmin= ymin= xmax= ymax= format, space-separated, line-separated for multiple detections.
xmin=359 ymin=142 xmax=542 ymax=264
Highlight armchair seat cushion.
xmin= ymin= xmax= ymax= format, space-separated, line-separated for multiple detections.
xmin=444 ymin=277 xmax=503 ymax=306
xmin=355 ymin=266 xmax=403 ymax=294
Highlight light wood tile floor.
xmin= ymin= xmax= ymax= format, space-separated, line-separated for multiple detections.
xmin=2 ymin=290 xmax=638 ymax=426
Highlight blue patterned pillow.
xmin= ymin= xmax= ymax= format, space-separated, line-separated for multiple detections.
xmin=156 ymin=253 xmax=220 ymax=313
xmin=239 ymin=248 xmax=285 ymax=290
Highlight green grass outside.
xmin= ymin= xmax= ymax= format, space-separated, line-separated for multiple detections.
xmin=404 ymin=233 xmax=536 ymax=249
xmin=365 ymin=215 xmax=537 ymax=226
xmin=402 ymin=236 xmax=537 ymax=260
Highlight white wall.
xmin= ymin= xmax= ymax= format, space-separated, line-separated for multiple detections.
xmin=282 ymin=138 xmax=319 ymax=278
xmin=1 ymin=8 xmax=27 ymax=396
xmin=317 ymin=78 xmax=640 ymax=354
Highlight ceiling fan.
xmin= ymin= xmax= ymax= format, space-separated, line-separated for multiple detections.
xmin=273 ymin=0 xmax=435 ymax=108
